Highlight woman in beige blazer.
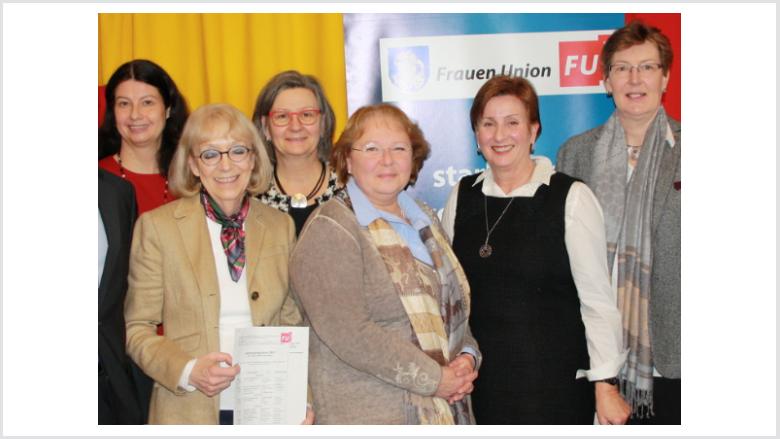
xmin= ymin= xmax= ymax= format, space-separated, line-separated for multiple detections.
xmin=125 ymin=103 xmax=310 ymax=424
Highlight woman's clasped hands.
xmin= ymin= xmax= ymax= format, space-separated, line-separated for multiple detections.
xmin=436 ymin=353 xmax=478 ymax=404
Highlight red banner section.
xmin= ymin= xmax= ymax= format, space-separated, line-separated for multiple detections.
xmin=559 ymin=34 xmax=610 ymax=87
xmin=627 ymin=13 xmax=681 ymax=121
xmin=98 ymin=85 xmax=106 ymax=126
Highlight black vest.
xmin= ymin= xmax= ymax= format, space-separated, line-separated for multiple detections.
xmin=453 ymin=172 xmax=592 ymax=424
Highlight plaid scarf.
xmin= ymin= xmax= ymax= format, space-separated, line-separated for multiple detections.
xmin=337 ymin=191 xmax=474 ymax=425
xmin=200 ymin=190 xmax=250 ymax=282
xmin=589 ymin=108 xmax=671 ymax=417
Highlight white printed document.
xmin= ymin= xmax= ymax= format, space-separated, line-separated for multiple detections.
xmin=233 ymin=326 xmax=309 ymax=425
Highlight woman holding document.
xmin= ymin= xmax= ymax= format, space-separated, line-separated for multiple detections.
xmin=124 ymin=103 xmax=312 ymax=424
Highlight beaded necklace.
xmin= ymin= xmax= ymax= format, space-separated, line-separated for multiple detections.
xmin=115 ymin=153 xmax=169 ymax=202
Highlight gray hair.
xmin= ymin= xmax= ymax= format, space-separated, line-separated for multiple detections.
xmin=251 ymin=70 xmax=336 ymax=164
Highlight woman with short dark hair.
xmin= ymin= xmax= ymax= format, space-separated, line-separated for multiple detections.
xmin=442 ymin=75 xmax=629 ymax=425
xmin=557 ymin=21 xmax=681 ymax=424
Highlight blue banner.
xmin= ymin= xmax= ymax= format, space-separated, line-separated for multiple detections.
xmin=344 ymin=13 xmax=625 ymax=212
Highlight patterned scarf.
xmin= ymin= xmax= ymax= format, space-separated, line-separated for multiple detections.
xmin=200 ymin=190 xmax=250 ymax=282
xmin=589 ymin=108 xmax=671 ymax=417
xmin=337 ymin=191 xmax=474 ymax=425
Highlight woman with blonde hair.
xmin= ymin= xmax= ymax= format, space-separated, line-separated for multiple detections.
xmin=125 ymin=103 xmax=311 ymax=424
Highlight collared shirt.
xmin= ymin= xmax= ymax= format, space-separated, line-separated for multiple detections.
xmin=347 ymin=178 xmax=433 ymax=266
xmin=441 ymin=156 xmax=627 ymax=380
xmin=348 ymin=178 xmax=480 ymax=365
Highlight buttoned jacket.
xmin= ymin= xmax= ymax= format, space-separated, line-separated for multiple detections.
xmin=556 ymin=117 xmax=681 ymax=378
xmin=99 ymin=169 xmax=143 ymax=424
xmin=125 ymin=194 xmax=302 ymax=424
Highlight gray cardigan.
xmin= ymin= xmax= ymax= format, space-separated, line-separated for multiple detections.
xmin=556 ymin=117 xmax=681 ymax=379
xmin=290 ymin=198 xmax=480 ymax=424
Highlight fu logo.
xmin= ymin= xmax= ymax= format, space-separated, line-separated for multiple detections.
xmin=558 ymin=34 xmax=611 ymax=87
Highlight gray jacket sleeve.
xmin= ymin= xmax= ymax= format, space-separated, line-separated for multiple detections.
xmin=290 ymin=210 xmax=443 ymax=396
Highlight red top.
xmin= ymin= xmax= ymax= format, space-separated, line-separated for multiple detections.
xmin=100 ymin=155 xmax=173 ymax=335
xmin=99 ymin=156 xmax=176 ymax=215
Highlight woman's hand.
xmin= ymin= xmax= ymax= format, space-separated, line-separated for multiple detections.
xmin=445 ymin=354 xmax=478 ymax=404
xmin=435 ymin=362 xmax=477 ymax=402
xmin=301 ymin=406 xmax=315 ymax=424
xmin=449 ymin=353 xmax=476 ymax=374
xmin=188 ymin=352 xmax=240 ymax=397
xmin=595 ymin=382 xmax=631 ymax=425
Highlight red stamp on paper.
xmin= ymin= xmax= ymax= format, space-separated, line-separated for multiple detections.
xmin=280 ymin=331 xmax=292 ymax=344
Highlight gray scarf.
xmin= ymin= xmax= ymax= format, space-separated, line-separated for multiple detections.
xmin=589 ymin=107 xmax=671 ymax=417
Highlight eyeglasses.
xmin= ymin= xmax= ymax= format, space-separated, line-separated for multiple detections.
xmin=198 ymin=145 xmax=252 ymax=166
xmin=268 ymin=108 xmax=321 ymax=127
xmin=608 ymin=62 xmax=664 ymax=78
xmin=351 ymin=142 xmax=412 ymax=158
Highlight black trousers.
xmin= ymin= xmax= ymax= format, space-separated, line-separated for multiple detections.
xmin=98 ymin=371 xmax=117 ymax=425
xmin=219 ymin=410 xmax=234 ymax=425
xmin=628 ymin=377 xmax=681 ymax=425
xmin=130 ymin=363 xmax=153 ymax=424
xmin=98 ymin=366 xmax=142 ymax=425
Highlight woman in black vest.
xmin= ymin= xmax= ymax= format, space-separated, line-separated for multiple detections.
xmin=441 ymin=76 xmax=630 ymax=425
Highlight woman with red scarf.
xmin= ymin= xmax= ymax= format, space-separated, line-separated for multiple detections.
xmin=124 ymin=104 xmax=311 ymax=424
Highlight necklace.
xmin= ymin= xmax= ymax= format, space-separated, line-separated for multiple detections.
xmin=115 ymin=153 xmax=169 ymax=202
xmin=627 ymin=144 xmax=642 ymax=163
xmin=275 ymin=161 xmax=326 ymax=209
xmin=479 ymin=195 xmax=515 ymax=258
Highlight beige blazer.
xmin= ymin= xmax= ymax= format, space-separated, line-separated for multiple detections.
xmin=125 ymin=194 xmax=303 ymax=424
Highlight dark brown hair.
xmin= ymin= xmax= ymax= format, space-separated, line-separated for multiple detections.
xmin=98 ymin=59 xmax=189 ymax=175
xmin=601 ymin=20 xmax=674 ymax=77
xmin=470 ymin=75 xmax=542 ymax=138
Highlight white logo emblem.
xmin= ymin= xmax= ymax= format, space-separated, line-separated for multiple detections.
xmin=388 ymin=46 xmax=429 ymax=93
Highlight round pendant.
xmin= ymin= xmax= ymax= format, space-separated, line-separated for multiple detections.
xmin=479 ymin=244 xmax=492 ymax=258
xmin=290 ymin=193 xmax=308 ymax=209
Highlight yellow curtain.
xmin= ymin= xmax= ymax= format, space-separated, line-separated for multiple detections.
xmin=98 ymin=13 xmax=347 ymax=137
